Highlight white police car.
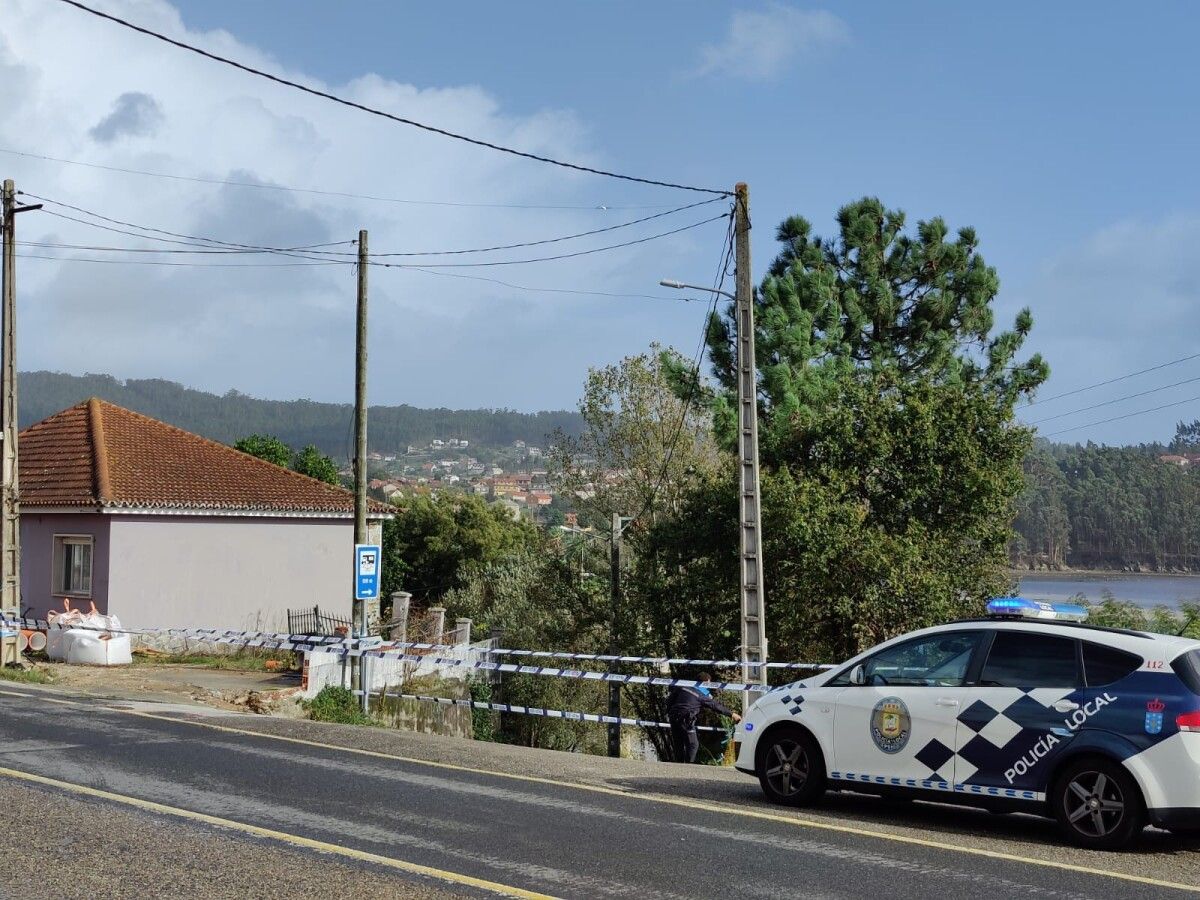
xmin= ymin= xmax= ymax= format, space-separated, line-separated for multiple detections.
xmin=734 ymin=598 xmax=1200 ymax=848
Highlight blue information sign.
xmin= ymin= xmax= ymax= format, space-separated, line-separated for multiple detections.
xmin=355 ymin=543 xmax=381 ymax=601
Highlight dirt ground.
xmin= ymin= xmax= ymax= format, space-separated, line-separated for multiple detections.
xmin=22 ymin=660 xmax=306 ymax=714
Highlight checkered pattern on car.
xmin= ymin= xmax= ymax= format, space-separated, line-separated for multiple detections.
xmin=778 ymin=693 xmax=805 ymax=716
xmin=912 ymin=687 xmax=1075 ymax=787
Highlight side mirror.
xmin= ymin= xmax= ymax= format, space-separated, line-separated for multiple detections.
xmin=849 ymin=664 xmax=865 ymax=686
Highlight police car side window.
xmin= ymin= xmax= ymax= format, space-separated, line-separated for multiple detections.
xmin=856 ymin=632 xmax=982 ymax=687
xmin=979 ymin=632 xmax=1080 ymax=688
xmin=1081 ymin=642 xmax=1141 ymax=686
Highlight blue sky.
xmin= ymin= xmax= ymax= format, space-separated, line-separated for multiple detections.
xmin=4 ymin=1 xmax=1200 ymax=444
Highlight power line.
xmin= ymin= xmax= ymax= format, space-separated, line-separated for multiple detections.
xmin=26 ymin=191 xmax=724 ymax=259
xmin=372 ymin=214 xmax=729 ymax=269
xmin=16 ymin=252 xmax=343 ymax=268
xmin=55 ymin=0 xmax=730 ymax=197
xmin=16 ymin=240 xmax=334 ymax=256
xmin=23 ymin=193 xmax=355 ymax=254
xmin=1026 ymin=352 xmax=1200 ymax=407
xmin=361 ymin=198 xmax=726 ymax=257
xmin=18 ymin=213 xmax=726 ymax=266
xmin=1027 ymin=374 xmax=1200 ymax=426
xmin=630 ymin=210 xmax=735 ymax=526
xmin=1 ymin=147 xmax=677 ymax=211
xmin=400 ymin=267 xmax=704 ymax=303
xmin=1042 ymin=394 xmax=1200 ymax=439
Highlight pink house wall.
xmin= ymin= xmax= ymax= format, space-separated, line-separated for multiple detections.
xmin=19 ymin=513 xmax=111 ymax=620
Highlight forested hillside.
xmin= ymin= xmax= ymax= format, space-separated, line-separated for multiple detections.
xmin=18 ymin=371 xmax=584 ymax=457
xmin=1013 ymin=424 xmax=1200 ymax=572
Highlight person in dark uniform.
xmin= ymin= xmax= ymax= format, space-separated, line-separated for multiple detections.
xmin=667 ymin=671 xmax=741 ymax=763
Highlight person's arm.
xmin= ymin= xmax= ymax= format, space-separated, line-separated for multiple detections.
xmin=699 ymin=692 xmax=735 ymax=719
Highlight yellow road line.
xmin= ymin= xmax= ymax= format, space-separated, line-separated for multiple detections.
xmin=2 ymin=686 xmax=1197 ymax=893
xmin=0 ymin=763 xmax=556 ymax=900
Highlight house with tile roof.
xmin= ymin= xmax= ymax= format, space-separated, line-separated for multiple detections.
xmin=17 ymin=398 xmax=392 ymax=631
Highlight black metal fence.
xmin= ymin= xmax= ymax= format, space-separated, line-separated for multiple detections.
xmin=287 ymin=605 xmax=352 ymax=636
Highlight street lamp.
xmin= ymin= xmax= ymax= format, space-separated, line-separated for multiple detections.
xmin=660 ymin=264 xmax=768 ymax=714
xmin=659 ymin=279 xmax=734 ymax=300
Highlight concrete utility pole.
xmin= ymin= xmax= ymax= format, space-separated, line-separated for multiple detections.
xmin=1 ymin=181 xmax=40 ymax=666
xmin=607 ymin=512 xmax=622 ymax=758
xmin=733 ymin=183 xmax=767 ymax=712
xmin=353 ymin=229 xmax=369 ymax=707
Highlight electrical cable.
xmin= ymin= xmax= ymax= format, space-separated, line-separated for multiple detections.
xmin=15 ymin=252 xmax=344 ymax=268
xmin=628 ymin=208 xmax=735 ymax=527
xmin=23 ymin=193 xmax=356 ymax=254
xmin=1027 ymin=373 xmax=1200 ymax=426
xmin=1042 ymin=394 xmax=1200 ymax=439
xmin=1026 ymin=352 xmax=1200 ymax=407
xmin=25 ymin=191 xmax=724 ymax=259
xmin=399 ymin=267 xmax=703 ymax=303
xmin=371 ymin=213 xmax=729 ymax=269
xmin=1 ymin=147 xmax=679 ymax=210
xmin=55 ymin=0 xmax=730 ymax=196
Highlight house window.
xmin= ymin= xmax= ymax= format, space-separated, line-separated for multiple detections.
xmin=53 ymin=535 xmax=93 ymax=597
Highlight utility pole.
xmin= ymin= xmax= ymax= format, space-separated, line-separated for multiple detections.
xmin=1 ymin=181 xmax=40 ymax=667
xmin=353 ymin=228 xmax=369 ymax=709
xmin=733 ymin=183 xmax=767 ymax=713
xmin=607 ymin=512 xmax=622 ymax=758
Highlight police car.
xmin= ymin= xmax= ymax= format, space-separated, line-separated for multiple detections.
xmin=734 ymin=598 xmax=1200 ymax=848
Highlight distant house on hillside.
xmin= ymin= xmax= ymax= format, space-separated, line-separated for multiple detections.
xmin=18 ymin=399 xmax=392 ymax=631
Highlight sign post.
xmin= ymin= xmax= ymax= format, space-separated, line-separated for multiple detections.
xmin=354 ymin=543 xmax=381 ymax=712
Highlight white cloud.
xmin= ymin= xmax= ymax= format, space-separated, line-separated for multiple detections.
xmin=692 ymin=3 xmax=849 ymax=81
xmin=1008 ymin=216 xmax=1200 ymax=444
xmin=0 ymin=0 xmax=721 ymax=411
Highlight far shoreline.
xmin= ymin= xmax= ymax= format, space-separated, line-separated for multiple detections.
xmin=1010 ymin=570 xmax=1200 ymax=580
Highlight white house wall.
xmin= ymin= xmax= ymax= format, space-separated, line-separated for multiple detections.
xmin=106 ymin=515 xmax=356 ymax=631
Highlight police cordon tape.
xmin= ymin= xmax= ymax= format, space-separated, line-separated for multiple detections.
xmin=0 ymin=614 xmax=830 ymax=691
xmin=357 ymin=690 xmax=728 ymax=732
xmin=1 ymin=615 xmax=833 ymax=671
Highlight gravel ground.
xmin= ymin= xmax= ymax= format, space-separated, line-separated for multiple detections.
xmin=0 ymin=778 xmax=480 ymax=900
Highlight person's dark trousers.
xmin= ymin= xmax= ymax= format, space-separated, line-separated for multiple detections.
xmin=669 ymin=711 xmax=699 ymax=763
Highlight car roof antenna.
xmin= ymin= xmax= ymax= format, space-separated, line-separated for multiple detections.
xmin=1177 ymin=611 xmax=1198 ymax=637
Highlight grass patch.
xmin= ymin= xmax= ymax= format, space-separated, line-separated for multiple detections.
xmin=0 ymin=665 xmax=54 ymax=684
xmin=132 ymin=649 xmax=295 ymax=672
xmin=303 ymin=685 xmax=375 ymax=726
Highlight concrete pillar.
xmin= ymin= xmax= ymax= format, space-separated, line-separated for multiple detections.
xmin=455 ymin=617 xmax=472 ymax=646
xmin=389 ymin=591 xmax=412 ymax=643
xmin=427 ymin=607 xmax=446 ymax=645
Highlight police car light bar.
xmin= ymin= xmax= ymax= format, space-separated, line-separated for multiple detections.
xmin=986 ymin=597 xmax=1088 ymax=622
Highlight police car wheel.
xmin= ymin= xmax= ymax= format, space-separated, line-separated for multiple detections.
xmin=757 ymin=727 xmax=824 ymax=807
xmin=1052 ymin=758 xmax=1145 ymax=850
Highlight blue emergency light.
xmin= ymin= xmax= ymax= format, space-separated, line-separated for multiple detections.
xmin=986 ymin=597 xmax=1088 ymax=622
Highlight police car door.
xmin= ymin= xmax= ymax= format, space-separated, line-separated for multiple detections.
xmin=831 ymin=631 xmax=984 ymax=791
xmin=954 ymin=630 xmax=1083 ymax=801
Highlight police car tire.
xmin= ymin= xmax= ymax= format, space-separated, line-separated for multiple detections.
xmin=1051 ymin=758 xmax=1145 ymax=850
xmin=757 ymin=726 xmax=825 ymax=807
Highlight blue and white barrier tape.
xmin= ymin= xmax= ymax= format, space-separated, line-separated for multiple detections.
xmin=1 ymin=614 xmax=831 ymax=678
xmin=364 ymin=690 xmax=727 ymax=732
xmin=322 ymin=646 xmax=767 ymax=693
xmin=362 ymin=641 xmax=832 ymax=670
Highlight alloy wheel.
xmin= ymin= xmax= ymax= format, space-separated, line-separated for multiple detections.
xmin=1064 ymin=770 xmax=1126 ymax=838
xmin=764 ymin=739 xmax=809 ymax=797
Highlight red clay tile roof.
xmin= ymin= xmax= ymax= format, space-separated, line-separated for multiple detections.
xmin=19 ymin=398 xmax=392 ymax=516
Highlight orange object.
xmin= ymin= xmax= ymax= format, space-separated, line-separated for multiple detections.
xmin=264 ymin=659 xmax=281 ymax=671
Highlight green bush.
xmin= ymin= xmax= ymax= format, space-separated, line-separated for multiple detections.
xmin=303 ymin=686 xmax=375 ymax=726
xmin=469 ymin=679 xmax=496 ymax=742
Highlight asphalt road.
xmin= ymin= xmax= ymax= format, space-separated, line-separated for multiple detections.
xmin=0 ymin=685 xmax=1197 ymax=899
